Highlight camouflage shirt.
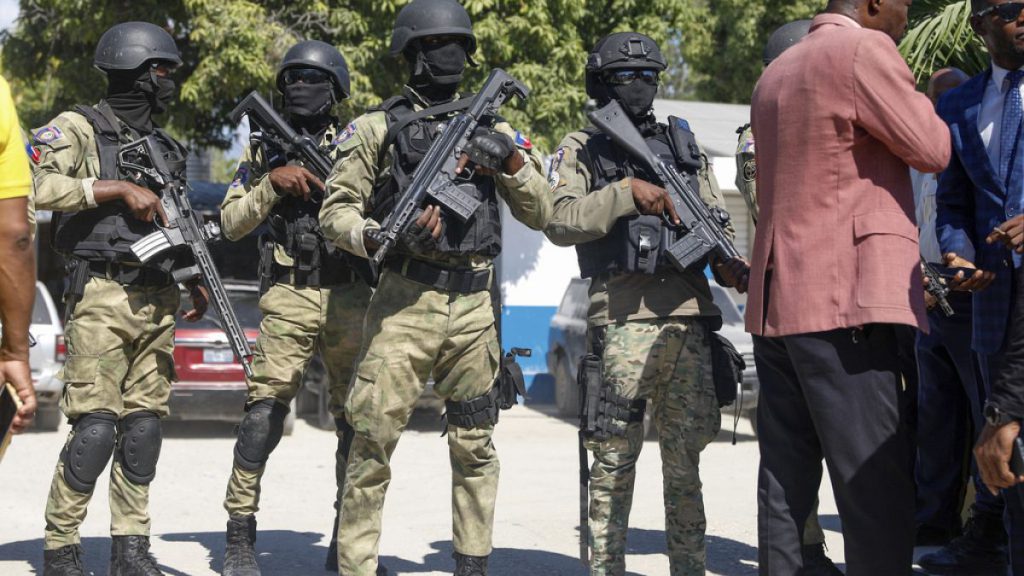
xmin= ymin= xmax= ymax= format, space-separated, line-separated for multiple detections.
xmin=545 ymin=128 xmax=730 ymax=327
xmin=734 ymin=124 xmax=757 ymax=225
xmin=319 ymin=86 xmax=551 ymax=269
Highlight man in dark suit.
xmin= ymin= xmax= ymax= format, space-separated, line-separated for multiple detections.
xmin=975 ymin=221 xmax=1024 ymax=575
xmin=930 ymin=0 xmax=1024 ymax=572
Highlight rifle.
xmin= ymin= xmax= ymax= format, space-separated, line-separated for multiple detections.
xmin=119 ymin=137 xmax=255 ymax=378
xmin=921 ymin=258 xmax=955 ymax=317
xmin=588 ymin=100 xmax=742 ymax=271
xmin=228 ymin=91 xmax=334 ymax=184
xmin=369 ymin=68 xmax=530 ymax=271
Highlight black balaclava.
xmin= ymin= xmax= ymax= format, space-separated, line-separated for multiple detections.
xmin=406 ymin=39 xmax=468 ymax=103
xmin=283 ymin=81 xmax=335 ymax=120
xmin=608 ymin=78 xmax=658 ymax=121
xmin=106 ymin=65 xmax=175 ymax=133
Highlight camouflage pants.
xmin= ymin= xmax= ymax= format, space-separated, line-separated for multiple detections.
xmin=44 ymin=277 xmax=178 ymax=549
xmin=337 ymin=269 xmax=500 ymax=575
xmin=586 ymin=318 xmax=721 ymax=576
xmin=224 ymin=280 xmax=371 ymax=518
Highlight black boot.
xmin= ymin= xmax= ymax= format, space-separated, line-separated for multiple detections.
xmin=109 ymin=535 xmax=162 ymax=576
xmin=223 ymin=515 xmax=260 ymax=576
xmin=917 ymin=511 xmax=1008 ymax=575
xmin=800 ymin=542 xmax=843 ymax=576
xmin=453 ymin=552 xmax=488 ymax=576
xmin=43 ymin=544 xmax=85 ymax=576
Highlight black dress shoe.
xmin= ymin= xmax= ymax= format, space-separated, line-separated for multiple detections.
xmin=801 ymin=542 xmax=843 ymax=576
xmin=915 ymin=524 xmax=960 ymax=548
xmin=917 ymin=513 xmax=1007 ymax=575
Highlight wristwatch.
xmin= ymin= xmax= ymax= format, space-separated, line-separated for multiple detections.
xmin=984 ymin=402 xmax=1020 ymax=427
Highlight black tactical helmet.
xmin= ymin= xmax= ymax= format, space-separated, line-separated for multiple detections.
xmin=94 ymin=21 xmax=182 ymax=73
xmin=276 ymin=40 xmax=351 ymax=100
xmin=763 ymin=20 xmax=812 ymax=66
xmin=389 ymin=0 xmax=477 ymax=57
xmin=585 ymin=32 xmax=666 ymax=99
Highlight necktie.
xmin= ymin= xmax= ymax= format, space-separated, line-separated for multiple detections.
xmin=999 ymin=69 xmax=1024 ymax=188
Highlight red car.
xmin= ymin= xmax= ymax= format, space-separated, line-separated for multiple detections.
xmin=166 ymin=282 xmax=297 ymax=433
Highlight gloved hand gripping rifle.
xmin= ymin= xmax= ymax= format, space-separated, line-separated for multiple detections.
xmin=119 ymin=137 xmax=255 ymax=378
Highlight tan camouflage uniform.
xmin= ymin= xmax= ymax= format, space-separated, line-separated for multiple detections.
xmin=219 ymin=123 xmax=372 ymax=518
xmin=319 ymin=87 xmax=551 ymax=575
xmin=545 ymin=128 xmax=726 ymax=576
xmin=733 ymin=124 xmax=826 ymax=548
xmin=30 ymin=109 xmax=181 ymax=549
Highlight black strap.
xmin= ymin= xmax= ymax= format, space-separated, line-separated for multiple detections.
xmin=271 ymin=260 xmax=357 ymax=288
xmin=72 ymin=102 xmax=124 ymax=181
xmin=579 ymin=430 xmax=590 ymax=566
xmin=386 ymin=258 xmax=491 ymax=294
xmin=376 ymin=95 xmax=474 ymax=167
xmin=86 ymin=260 xmax=174 ymax=287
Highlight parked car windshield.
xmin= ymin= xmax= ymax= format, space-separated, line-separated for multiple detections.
xmin=710 ymin=285 xmax=743 ymax=326
xmin=32 ymin=285 xmax=51 ymax=324
xmin=176 ymin=289 xmax=262 ymax=329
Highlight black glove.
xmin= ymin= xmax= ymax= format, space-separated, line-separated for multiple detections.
xmin=464 ymin=128 xmax=515 ymax=172
xmin=400 ymin=208 xmax=443 ymax=251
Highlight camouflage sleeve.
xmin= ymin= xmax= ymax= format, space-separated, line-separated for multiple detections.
xmin=696 ymin=142 xmax=734 ymax=241
xmin=219 ymin=142 xmax=280 ymax=241
xmin=320 ymin=112 xmax=387 ymax=258
xmin=734 ymin=125 xmax=757 ymax=224
xmin=544 ymin=132 xmax=638 ymax=247
xmin=30 ymin=114 xmax=98 ymax=212
xmin=492 ymin=122 xmax=551 ymax=231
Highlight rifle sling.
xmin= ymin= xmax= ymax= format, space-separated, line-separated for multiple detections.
xmin=379 ymin=96 xmax=474 ymax=166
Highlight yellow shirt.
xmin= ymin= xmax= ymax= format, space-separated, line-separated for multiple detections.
xmin=0 ymin=77 xmax=30 ymax=200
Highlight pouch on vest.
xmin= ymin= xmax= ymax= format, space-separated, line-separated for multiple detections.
xmin=498 ymin=348 xmax=530 ymax=409
xmin=625 ymin=215 xmax=663 ymax=275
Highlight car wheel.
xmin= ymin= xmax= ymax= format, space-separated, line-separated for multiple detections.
xmin=554 ymin=355 xmax=579 ymax=418
xmin=283 ymin=399 xmax=296 ymax=436
xmin=34 ymin=406 xmax=63 ymax=431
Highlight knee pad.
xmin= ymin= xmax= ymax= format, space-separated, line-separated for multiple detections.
xmin=117 ymin=411 xmax=162 ymax=485
xmin=445 ymin=387 xmax=501 ymax=430
xmin=61 ymin=412 xmax=117 ymax=493
xmin=234 ymin=399 xmax=289 ymax=471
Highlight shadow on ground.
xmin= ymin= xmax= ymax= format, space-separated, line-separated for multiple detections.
xmin=0 ymin=536 xmax=193 ymax=576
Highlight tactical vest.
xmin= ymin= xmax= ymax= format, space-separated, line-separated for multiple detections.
xmin=576 ymin=120 xmax=704 ymax=278
xmin=53 ymin=102 xmax=186 ymax=273
xmin=259 ymin=130 xmax=354 ymax=283
xmin=368 ymin=95 xmax=502 ymax=258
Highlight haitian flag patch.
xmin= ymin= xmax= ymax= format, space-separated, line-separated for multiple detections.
xmin=25 ymin=142 xmax=40 ymax=164
xmin=513 ymin=131 xmax=532 ymax=150
xmin=231 ymin=166 xmax=249 ymax=186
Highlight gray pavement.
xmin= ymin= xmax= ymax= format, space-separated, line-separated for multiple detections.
xmin=0 ymin=406 xmax=842 ymax=575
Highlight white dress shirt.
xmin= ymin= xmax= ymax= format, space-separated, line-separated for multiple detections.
xmin=977 ymin=62 xmax=1024 ymax=171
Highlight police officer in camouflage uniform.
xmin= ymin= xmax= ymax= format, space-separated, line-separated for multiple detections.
xmin=32 ymin=22 xmax=208 ymax=576
xmin=733 ymin=20 xmax=842 ymax=576
xmin=318 ymin=1 xmax=551 ymax=573
xmin=544 ymin=32 xmax=748 ymax=576
xmin=217 ymin=40 xmax=374 ymax=576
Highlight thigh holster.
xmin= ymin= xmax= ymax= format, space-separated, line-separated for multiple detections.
xmin=577 ymin=354 xmax=646 ymax=442
xmin=61 ymin=412 xmax=118 ymax=493
xmin=445 ymin=386 xmax=501 ymax=430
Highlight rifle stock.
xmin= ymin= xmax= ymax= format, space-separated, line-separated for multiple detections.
xmin=230 ymin=91 xmax=335 ymax=182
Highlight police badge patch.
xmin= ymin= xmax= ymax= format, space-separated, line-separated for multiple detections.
xmin=742 ymin=159 xmax=756 ymax=182
xmin=333 ymin=122 xmax=357 ymax=146
xmin=231 ymin=166 xmax=250 ymax=186
xmin=548 ymin=147 xmax=566 ymax=189
xmin=33 ymin=126 xmax=64 ymax=144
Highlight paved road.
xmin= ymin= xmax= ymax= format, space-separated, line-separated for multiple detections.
xmin=0 ymin=404 xmax=898 ymax=575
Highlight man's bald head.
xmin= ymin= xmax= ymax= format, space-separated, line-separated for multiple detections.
xmin=826 ymin=0 xmax=913 ymax=43
xmin=927 ymin=67 xmax=970 ymax=106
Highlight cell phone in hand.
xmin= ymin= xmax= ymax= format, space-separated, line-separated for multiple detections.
xmin=925 ymin=263 xmax=979 ymax=282
xmin=0 ymin=382 xmax=21 ymax=462
xmin=1012 ymin=436 xmax=1024 ymax=477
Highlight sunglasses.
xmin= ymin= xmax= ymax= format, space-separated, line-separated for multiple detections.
xmin=602 ymin=69 xmax=659 ymax=86
xmin=975 ymin=2 xmax=1024 ymax=22
xmin=282 ymin=68 xmax=331 ymax=85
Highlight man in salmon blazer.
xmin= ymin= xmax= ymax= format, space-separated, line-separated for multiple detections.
xmin=747 ymin=1 xmax=951 ymax=574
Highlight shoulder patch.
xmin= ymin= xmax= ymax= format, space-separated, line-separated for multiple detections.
xmin=25 ymin=142 xmax=40 ymax=164
xmin=513 ymin=131 xmax=532 ymax=150
xmin=548 ymin=147 xmax=567 ymax=189
xmin=231 ymin=165 xmax=250 ymax=186
xmin=33 ymin=125 xmax=64 ymax=145
xmin=741 ymin=138 xmax=755 ymax=154
xmin=332 ymin=122 xmax=357 ymax=146
xmin=742 ymin=159 xmax=756 ymax=182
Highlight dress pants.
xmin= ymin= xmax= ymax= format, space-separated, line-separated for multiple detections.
xmin=754 ymin=324 xmax=916 ymax=576
xmin=916 ymin=295 xmax=988 ymax=532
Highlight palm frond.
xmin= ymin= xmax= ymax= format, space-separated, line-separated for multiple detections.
xmin=900 ymin=0 xmax=988 ymax=82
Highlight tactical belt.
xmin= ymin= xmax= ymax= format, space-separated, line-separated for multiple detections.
xmin=87 ymin=261 xmax=174 ymax=287
xmin=386 ymin=258 xmax=491 ymax=294
xmin=271 ymin=261 xmax=357 ymax=288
